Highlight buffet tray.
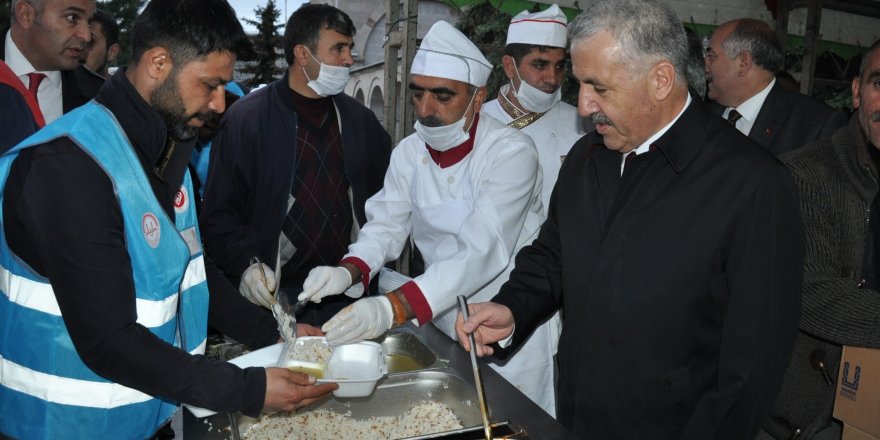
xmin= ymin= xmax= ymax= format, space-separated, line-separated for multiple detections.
xmin=235 ymin=369 xmax=500 ymax=439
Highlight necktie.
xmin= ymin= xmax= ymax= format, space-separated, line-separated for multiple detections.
xmin=27 ymin=72 xmax=46 ymax=103
xmin=726 ymin=109 xmax=742 ymax=125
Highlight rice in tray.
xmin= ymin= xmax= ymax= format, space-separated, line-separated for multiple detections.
xmin=243 ymin=401 xmax=463 ymax=440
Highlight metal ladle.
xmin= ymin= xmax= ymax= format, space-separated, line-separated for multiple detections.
xmin=457 ymin=295 xmax=492 ymax=440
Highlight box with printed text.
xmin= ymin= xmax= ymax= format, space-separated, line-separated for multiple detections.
xmin=834 ymin=346 xmax=880 ymax=437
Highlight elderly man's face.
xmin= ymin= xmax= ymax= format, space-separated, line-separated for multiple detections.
xmin=572 ymin=31 xmax=655 ymax=153
xmin=152 ymin=51 xmax=235 ymax=140
xmin=409 ymin=74 xmax=484 ymax=129
xmin=18 ymin=0 xmax=95 ymax=71
xmin=704 ymin=22 xmax=739 ymax=107
xmin=853 ymin=48 xmax=880 ymax=149
xmin=507 ymin=47 xmax=567 ymax=94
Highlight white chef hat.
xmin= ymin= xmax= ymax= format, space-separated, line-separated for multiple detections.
xmin=506 ymin=4 xmax=568 ymax=48
xmin=411 ymin=21 xmax=492 ymax=87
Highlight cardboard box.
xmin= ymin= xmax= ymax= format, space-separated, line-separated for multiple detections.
xmin=834 ymin=346 xmax=880 ymax=437
xmin=843 ymin=424 xmax=880 ymax=440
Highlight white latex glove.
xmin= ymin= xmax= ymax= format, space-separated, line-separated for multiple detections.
xmin=299 ymin=266 xmax=353 ymax=303
xmin=322 ymin=296 xmax=393 ymax=346
xmin=239 ymin=262 xmax=276 ymax=308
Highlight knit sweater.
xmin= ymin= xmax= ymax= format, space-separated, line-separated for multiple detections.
xmin=763 ymin=115 xmax=880 ymax=438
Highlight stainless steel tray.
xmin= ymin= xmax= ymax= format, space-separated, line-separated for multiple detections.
xmin=374 ymin=330 xmax=447 ymax=373
xmin=236 ymin=369 xmax=496 ymax=439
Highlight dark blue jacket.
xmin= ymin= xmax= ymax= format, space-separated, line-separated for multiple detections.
xmin=200 ymin=75 xmax=392 ymax=282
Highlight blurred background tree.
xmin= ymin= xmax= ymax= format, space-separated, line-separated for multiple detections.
xmin=240 ymin=0 xmax=283 ymax=88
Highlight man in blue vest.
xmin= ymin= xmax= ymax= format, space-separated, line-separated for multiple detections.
xmin=0 ymin=0 xmax=336 ymax=439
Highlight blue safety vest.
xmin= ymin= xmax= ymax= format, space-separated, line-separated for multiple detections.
xmin=0 ymin=101 xmax=210 ymax=439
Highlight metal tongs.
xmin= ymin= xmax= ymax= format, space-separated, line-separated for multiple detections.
xmin=457 ymin=295 xmax=492 ymax=440
xmin=251 ymin=246 xmax=300 ymax=342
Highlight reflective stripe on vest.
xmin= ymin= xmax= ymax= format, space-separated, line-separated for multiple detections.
xmin=0 ymin=101 xmax=210 ymax=440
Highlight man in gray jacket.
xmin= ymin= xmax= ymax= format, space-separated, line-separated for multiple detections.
xmin=760 ymin=38 xmax=880 ymax=440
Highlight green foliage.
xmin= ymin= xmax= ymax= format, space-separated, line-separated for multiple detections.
xmin=98 ymin=0 xmax=146 ymax=67
xmin=240 ymin=0 xmax=283 ymax=88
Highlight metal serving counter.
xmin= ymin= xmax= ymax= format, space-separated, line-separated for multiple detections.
xmin=183 ymin=323 xmax=580 ymax=440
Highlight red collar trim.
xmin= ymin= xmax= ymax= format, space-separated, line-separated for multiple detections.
xmin=427 ymin=113 xmax=479 ymax=169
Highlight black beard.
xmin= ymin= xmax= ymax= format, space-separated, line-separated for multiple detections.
xmin=151 ymin=72 xmax=202 ymax=141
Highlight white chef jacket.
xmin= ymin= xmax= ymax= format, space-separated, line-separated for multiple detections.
xmin=482 ymin=94 xmax=587 ymax=214
xmin=345 ymin=114 xmax=558 ymax=415
xmin=482 ymin=95 xmax=585 ymax=362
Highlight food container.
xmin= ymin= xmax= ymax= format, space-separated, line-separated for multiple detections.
xmin=275 ymin=337 xmax=331 ymax=378
xmin=277 ymin=337 xmax=387 ymax=398
xmin=318 ymin=340 xmax=387 ymax=397
xmin=236 ymin=369 xmax=503 ymax=439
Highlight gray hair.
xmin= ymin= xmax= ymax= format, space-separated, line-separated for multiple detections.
xmin=568 ymin=0 xmax=689 ymax=87
xmin=11 ymin=0 xmax=47 ymax=22
xmin=719 ymin=19 xmax=784 ymax=73
xmin=859 ymin=39 xmax=880 ymax=76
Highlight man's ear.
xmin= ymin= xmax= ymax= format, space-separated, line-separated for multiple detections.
xmin=852 ymin=75 xmax=861 ymax=110
xmin=472 ymin=86 xmax=488 ymax=113
xmin=143 ymin=47 xmax=172 ymax=82
xmin=738 ymin=51 xmax=754 ymax=75
xmin=14 ymin=0 xmax=37 ymax=29
xmin=107 ymin=43 xmax=121 ymax=63
xmin=501 ymin=55 xmax=517 ymax=81
xmin=652 ymin=60 xmax=676 ymax=101
xmin=293 ymin=44 xmax=311 ymax=68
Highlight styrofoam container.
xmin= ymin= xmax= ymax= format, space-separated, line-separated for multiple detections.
xmin=318 ymin=340 xmax=387 ymax=398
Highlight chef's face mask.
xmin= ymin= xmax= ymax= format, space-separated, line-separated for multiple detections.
xmin=303 ymin=48 xmax=350 ymax=97
xmin=513 ymin=63 xmax=561 ymax=113
xmin=414 ymin=90 xmax=478 ymax=152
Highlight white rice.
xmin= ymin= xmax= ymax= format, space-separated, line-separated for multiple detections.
xmin=285 ymin=339 xmax=332 ymax=364
xmin=243 ymin=401 xmax=463 ymax=440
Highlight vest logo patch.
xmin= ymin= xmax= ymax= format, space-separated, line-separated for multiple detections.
xmin=174 ymin=186 xmax=188 ymax=214
xmin=142 ymin=213 xmax=161 ymax=248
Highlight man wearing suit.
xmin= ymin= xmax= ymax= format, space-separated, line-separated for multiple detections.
xmin=705 ymin=18 xmax=847 ymax=156
xmin=457 ymin=1 xmax=805 ymax=438
xmin=2 ymin=0 xmax=104 ymax=134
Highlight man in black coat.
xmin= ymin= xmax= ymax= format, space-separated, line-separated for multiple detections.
xmin=457 ymin=1 xmax=805 ymax=438
xmin=1 ymin=0 xmax=104 ymax=130
xmin=705 ymin=18 xmax=847 ymax=156
xmin=199 ymin=4 xmax=392 ymax=326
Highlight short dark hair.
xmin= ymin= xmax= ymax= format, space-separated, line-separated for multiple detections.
xmin=721 ymin=19 xmax=784 ymax=74
xmin=130 ymin=0 xmax=250 ymax=68
xmin=283 ymin=3 xmax=355 ymax=65
xmin=91 ymin=9 xmax=120 ymax=46
xmin=504 ymin=43 xmax=560 ymax=66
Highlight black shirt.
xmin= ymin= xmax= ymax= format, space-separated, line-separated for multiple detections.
xmin=2 ymin=70 xmax=277 ymax=416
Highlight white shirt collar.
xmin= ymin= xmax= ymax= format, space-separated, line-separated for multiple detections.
xmin=4 ymin=31 xmax=62 ymax=86
xmin=621 ymin=92 xmax=692 ymax=175
xmin=724 ymin=78 xmax=775 ymax=136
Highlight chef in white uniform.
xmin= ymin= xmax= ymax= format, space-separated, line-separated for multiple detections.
xmin=482 ymin=4 xmax=590 ymax=213
xmin=297 ymin=21 xmax=558 ymax=416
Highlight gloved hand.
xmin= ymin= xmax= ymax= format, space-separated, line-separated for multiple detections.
xmin=239 ymin=262 xmax=276 ymax=308
xmin=322 ymin=296 xmax=393 ymax=346
xmin=299 ymin=266 xmax=353 ymax=303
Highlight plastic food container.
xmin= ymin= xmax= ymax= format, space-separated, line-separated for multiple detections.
xmin=276 ymin=337 xmax=331 ymax=378
xmin=319 ymin=341 xmax=387 ymax=398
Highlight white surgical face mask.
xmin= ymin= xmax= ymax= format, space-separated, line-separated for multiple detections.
xmin=414 ymin=91 xmax=477 ymax=152
xmin=513 ymin=64 xmax=561 ymax=113
xmin=303 ymin=49 xmax=350 ymax=97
